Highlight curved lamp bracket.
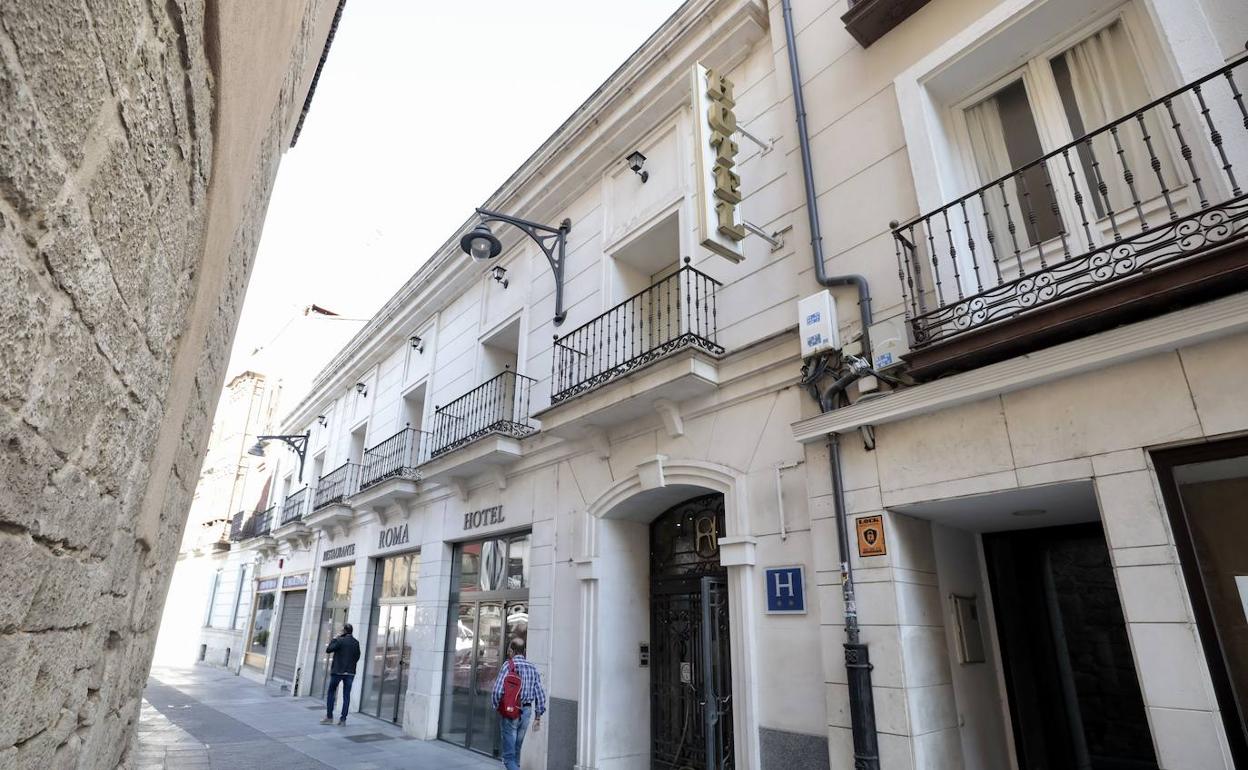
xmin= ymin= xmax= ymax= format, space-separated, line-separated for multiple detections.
xmin=476 ymin=207 xmax=572 ymax=325
xmin=254 ymin=431 xmax=310 ymax=482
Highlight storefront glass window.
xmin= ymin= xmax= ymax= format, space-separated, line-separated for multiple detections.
xmin=1157 ymin=443 xmax=1248 ymax=758
xmin=440 ymin=533 xmax=531 ymax=756
xmin=248 ymin=591 xmax=276 ymax=655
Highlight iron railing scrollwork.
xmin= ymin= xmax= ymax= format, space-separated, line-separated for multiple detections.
xmin=280 ymin=487 xmax=309 ymax=525
xmin=313 ymin=462 xmax=360 ymax=511
xmin=551 ymin=261 xmax=724 ymax=404
xmin=429 ymin=370 xmax=536 ymax=458
xmin=893 ymin=53 xmax=1248 ymax=349
xmin=360 ymin=427 xmax=429 ymax=490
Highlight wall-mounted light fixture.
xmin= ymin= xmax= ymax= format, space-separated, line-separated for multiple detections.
xmin=316 ymin=415 xmax=327 ymax=428
xmin=355 ymin=382 xmax=368 ymax=397
xmin=490 ymin=265 xmax=509 ymax=289
xmin=247 ymin=432 xmax=310 ymax=481
xmin=460 ymin=207 xmax=571 ymax=325
xmin=625 ymin=150 xmax=649 ymax=183
xmin=409 ymin=334 xmax=424 ymax=353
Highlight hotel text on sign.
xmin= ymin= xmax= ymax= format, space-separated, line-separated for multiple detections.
xmin=691 ymin=62 xmax=746 ymax=262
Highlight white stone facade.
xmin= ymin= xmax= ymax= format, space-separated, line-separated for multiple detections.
xmin=219 ymin=0 xmax=1248 ymax=768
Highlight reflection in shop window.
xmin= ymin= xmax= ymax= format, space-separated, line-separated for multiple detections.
xmin=248 ymin=591 xmax=276 ymax=654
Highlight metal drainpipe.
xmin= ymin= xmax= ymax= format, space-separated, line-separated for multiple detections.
xmin=781 ymin=0 xmax=874 ymax=360
xmin=803 ymin=352 xmax=880 ymax=769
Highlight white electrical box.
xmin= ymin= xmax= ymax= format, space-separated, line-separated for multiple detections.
xmin=868 ymin=317 xmax=910 ymax=370
xmin=799 ymin=291 xmax=840 ymax=358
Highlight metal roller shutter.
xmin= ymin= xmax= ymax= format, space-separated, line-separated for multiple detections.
xmin=271 ymin=590 xmax=306 ymax=684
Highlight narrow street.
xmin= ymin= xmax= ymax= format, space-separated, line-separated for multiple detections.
xmin=131 ymin=665 xmax=496 ymax=769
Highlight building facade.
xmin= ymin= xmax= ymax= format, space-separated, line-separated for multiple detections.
xmin=220 ymin=0 xmax=1248 ymax=768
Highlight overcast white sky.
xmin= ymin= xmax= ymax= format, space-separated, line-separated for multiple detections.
xmin=226 ymin=0 xmax=687 ymax=385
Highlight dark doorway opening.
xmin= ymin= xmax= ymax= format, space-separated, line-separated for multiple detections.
xmin=984 ymin=523 xmax=1158 ymax=770
xmin=649 ymin=493 xmax=733 ymax=770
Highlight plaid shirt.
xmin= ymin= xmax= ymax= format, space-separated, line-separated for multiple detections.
xmin=490 ymin=655 xmax=546 ymax=717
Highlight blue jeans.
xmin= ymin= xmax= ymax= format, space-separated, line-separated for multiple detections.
xmin=499 ymin=705 xmax=532 ymax=770
xmin=326 ymin=673 xmax=353 ymax=720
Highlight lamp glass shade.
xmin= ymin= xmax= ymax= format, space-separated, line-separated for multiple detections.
xmin=460 ymin=224 xmax=501 ymax=262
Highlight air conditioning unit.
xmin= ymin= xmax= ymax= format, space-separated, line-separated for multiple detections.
xmin=799 ymin=291 xmax=840 ymax=358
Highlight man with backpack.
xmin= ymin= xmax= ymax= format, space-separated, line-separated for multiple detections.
xmin=320 ymin=623 xmax=361 ymax=725
xmin=491 ymin=637 xmax=546 ymax=770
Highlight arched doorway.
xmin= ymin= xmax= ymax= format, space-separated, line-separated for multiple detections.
xmin=650 ymin=493 xmax=734 ymax=769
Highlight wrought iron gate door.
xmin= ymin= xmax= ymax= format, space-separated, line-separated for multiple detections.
xmin=650 ymin=494 xmax=734 ymax=770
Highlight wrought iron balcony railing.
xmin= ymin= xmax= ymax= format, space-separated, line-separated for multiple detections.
xmin=893 ymin=53 xmax=1248 ymax=350
xmin=253 ymin=506 xmax=275 ymax=537
xmin=229 ymin=511 xmax=245 ymax=542
xmin=429 ymin=370 xmax=536 ymax=458
xmin=313 ymin=462 xmax=360 ymax=511
xmin=360 ymin=427 xmax=430 ymax=490
xmin=280 ymin=487 xmax=309 ymax=525
xmin=551 ymin=260 xmax=725 ymax=404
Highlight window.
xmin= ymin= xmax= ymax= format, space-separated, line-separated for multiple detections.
xmin=248 ymin=590 xmax=276 ymax=656
xmin=230 ymin=563 xmax=250 ymax=630
xmin=204 ymin=569 xmax=222 ymax=627
xmin=458 ymin=535 xmax=530 ymax=593
xmin=1155 ymin=440 xmax=1248 ymax=763
xmin=956 ymin=17 xmax=1180 ymax=258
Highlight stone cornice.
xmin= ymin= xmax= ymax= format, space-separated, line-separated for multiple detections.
xmin=791 ymin=294 xmax=1248 ymax=442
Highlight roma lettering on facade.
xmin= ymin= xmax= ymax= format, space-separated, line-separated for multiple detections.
xmin=462 ymin=506 xmax=505 ymax=531
xmin=377 ymin=524 xmax=410 ymax=550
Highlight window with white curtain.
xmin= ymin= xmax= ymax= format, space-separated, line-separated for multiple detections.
xmin=957 ymin=15 xmax=1182 ymax=257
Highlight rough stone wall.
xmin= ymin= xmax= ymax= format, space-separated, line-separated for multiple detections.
xmin=0 ymin=0 xmax=332 ymax=767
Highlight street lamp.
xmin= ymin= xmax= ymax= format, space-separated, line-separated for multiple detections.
xmin=247 ymin=432 xmax=310 ymax=481
xmin=459 ymin=207 xmax=571 ymax=325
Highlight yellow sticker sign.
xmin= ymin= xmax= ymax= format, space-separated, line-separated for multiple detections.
xmin=856 ymin=515 xmax=886 ymax=557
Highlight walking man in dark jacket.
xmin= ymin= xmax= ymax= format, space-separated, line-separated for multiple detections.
xmin=321 ymin=623 xmax=361 ymax=725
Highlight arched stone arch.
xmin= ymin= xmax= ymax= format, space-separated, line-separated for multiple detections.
xmin=575 ymin=454 xmax=761 ymax=770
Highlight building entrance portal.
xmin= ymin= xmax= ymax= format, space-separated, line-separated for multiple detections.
xmin=984 ymin=523 xmax=1158 ymax=769
xmin=649 ymin=494 xmax=733 ymax=770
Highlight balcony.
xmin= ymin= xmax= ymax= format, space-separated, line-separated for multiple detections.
xmin=419 ymin=370 xmax=536 ymax=494
xmin=306 ymin=463 xmax=359 ymax=537
xmin=274 ymin=488 xmax=312 ymax=548
xmin=280 ymin=487 xmax=309 ymax=525
xmin=352 ymin=427 xmax=429 ymax=521
xmin=535 ymin=263 xmax=725 ymax=438
xmin=892 ymin=55 xmax=1248 ymax=379
xmin=313 ymin=463 xmax=359 ymax=510
xmin=229 ymin=511 xmax=245 ymax=542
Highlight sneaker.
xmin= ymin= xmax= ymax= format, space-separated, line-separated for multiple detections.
xmin=319 ymin=717 xmax=333 ymax=725
xmin=337 ymin=718 xmax=346 ymax=726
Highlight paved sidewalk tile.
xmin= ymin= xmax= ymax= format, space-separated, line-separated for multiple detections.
xmin=129 ymin=664 xmax=497 ymax=769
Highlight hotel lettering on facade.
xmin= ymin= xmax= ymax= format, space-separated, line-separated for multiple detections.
xmin=208 ymin=0 xmax=1248 ymax=767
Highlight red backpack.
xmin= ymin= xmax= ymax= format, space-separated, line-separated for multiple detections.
xmin=496 ymin=660 xmax=523 ymax=719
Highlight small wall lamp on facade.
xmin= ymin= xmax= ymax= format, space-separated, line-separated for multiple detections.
xmin=316 ymin=415 xmax=327 ymax=427
xmin=626 ymin=150 xmax=649 ymax=182
xmin=460 ymin=207 xmax=571 ymax=325
xmin=409 ymin=334 xmax=424 ymax=353
xmin=247 ymin=432 xmax=310 ymax=481
xmin=491 ymin=265 xmax=509 ymax=289
xmin=355 ymin=382 xmax=367 ymax=397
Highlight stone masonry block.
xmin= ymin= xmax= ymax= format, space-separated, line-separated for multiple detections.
xmin=0 ymin=0 xmax=108 ymax=167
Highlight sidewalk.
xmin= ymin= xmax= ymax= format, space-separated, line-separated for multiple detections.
xmin=131 ymin=664 xmax=497 ymax=769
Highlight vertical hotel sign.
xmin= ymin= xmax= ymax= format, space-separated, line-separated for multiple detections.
xmin=691 ymin=63 xmax=746 ymax=263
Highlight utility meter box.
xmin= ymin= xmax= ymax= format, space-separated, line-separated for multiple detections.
xmin=868 ymin=317 xmax=910 ymax=371
xmin=799 ymin=291 xmax=840 ymax=358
